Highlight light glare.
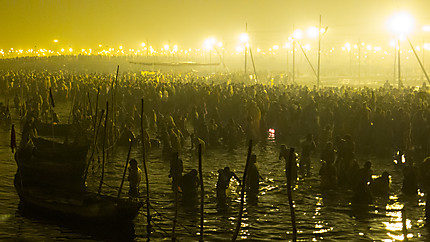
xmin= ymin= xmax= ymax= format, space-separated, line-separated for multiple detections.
xmin=388 ymin=12 xmax=414 ymax=35
xmin=307 ymin=26 xmax=319 ymax=38
xmin=293 ymin=29 xmax=303 ymax=39
xmin=240 ymin=33 xmax=249 ymax=43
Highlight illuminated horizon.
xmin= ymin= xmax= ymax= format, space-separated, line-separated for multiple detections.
xmin=1 ymin=0 xmax=430 ymax=50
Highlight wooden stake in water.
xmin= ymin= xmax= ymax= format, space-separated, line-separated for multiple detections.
xmin=87 ymin=91 xmax=93 ymax=127
xmin=94 ymin=88 xmax=100 ymax=131
xmin=117 ymin=138 xmax=133 ymax=198
xmin=98 ymin=102 xmax=108 ymax=195
xmin=402 ymin=208 xmax=408 ymax=241
xmin=111 ymin=65 xmax=119 ymax=144
xmin=286 ymin=147 xmax=297 ymax=242
xmin=141 ymin=99 xmax=151 ymax=239
xmin=83 ymin=109 xmax=105 ymax=184
xmin=232 ymin=140 xmax=253 ymax=241
xmin=199 ymin=143 xmax=204 ymax=242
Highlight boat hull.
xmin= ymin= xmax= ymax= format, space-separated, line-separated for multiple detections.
xmin=14 ymin=175 xmax=143 ymax=223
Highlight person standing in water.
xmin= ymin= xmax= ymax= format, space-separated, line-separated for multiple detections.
xmin=300 ymin=134 xmax=316 ymax=177
xmin=128 ymin=159 xmax=142 ymax=198
xmin=246 ymin=154 xmax=260 ymax=198
xmin=216 ymin=167 xmax=241 ymax=203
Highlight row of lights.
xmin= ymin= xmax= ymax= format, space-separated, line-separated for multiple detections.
xmin=2 ymin=41 xmax=430 ymax=58
xmin=2 ymin=12 xmax=430 ymax=58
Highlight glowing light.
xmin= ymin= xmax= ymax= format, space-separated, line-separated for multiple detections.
xmin=236 ymin=45 xmax=244 ymax=52
xmin=240 ymin=33 xmax=249 ymax=43
xmin=304 ymin=44 xmax=311 ymax=50
xmin=53 ymin=39 xmax=58 ymax=43
xmin=273 ymin=45 xmax=279 ymax=50
xmin=257 ymin=48 xmax=261 ymax=52
xmin=60 ymin=48 xmax=65 ymax=52
xmin=424 ymin=43 xmax=430 ymax=50
xmin=293 ymin=29 xmax=303 ymax=39
xmin=388 ymin=12 xmax=415 ymax=35
xmin=173 ymin=45 xmax=178 ymax=52
xmin=68 ymin=48 xmax=73 ymax=52
xmin=141 ymin=42 xmax=146 ymax=47
xmin=390 ymin=40 xmax=397 ymax=47
xmin=366 ymin=45 xmax=372 ymax=51
xmin=204 ymin=37 xmax=216 ymax=50
xmin=285 ymin=42 xmax=291 ymax=48
xmin=307 ymin=26 xmax=319 ymax=38
xmin=164 ymin=44 xmax=169 ymax=51
xmin=218 ymin=42 xmax=223 ymax=47
xmin=423 ymin=25 xmax=430 ymax=32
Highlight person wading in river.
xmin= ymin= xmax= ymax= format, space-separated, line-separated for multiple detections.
xmin=128 ymin=159 xmax=142 ymax=198
xmin=216 ymin=167 xmax=241 ymax=203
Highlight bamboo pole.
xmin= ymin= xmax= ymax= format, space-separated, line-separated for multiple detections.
xmin=232 ymin=140 xmax=253 ymax=241
xmin=141 ymin=99 xmax=151 ymax=239
xmin=112 ymin=65 xmax=119 ymax=145
xmin=172 ymin=166 xmax=178 ymax=242
xmin=296 ymin=39 xmax=318 ymax=78
xmin=244 ymin=23 xmax=248 ymax=74
xmin=317 ymin=15 xmax=322 ymax=89
xmin=199 ymin=143 xmax=204 ymax=242
xmin=98 ymin=102 xmax=108 ymax=195
xmin=402 ymin=208 xmax=408 ymax=241
xmin=248 ymin=46 xmax=258 ymax=82
xmin=83 ymin=109 xmax=105 ymax=184
xmin=94 ymin=88 xmax=100 ymax=131
xmin=67 ymin=88 xmax=77 ymax=125
xmin=407 ymin=37 xmax=430 ymax=85
xmin=87 ymin=91 xmax=93 ymax=127
xmin=286 ymin=147 xmax=297 ymax=242
xmin=117 ymin=138 xmax=133 ymax=198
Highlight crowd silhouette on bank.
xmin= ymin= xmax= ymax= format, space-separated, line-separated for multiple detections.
xmin=3 ymin=70 xmax=430 ymax=209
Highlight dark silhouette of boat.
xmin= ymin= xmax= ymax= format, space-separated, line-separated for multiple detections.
xmin=14 ymin=178 xmax=143 ymax=223
xmin=14 ymin=123 xmax=143 ymax=224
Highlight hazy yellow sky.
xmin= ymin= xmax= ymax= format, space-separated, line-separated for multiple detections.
xmin=1 ymin=0 xmax=429 ymax=49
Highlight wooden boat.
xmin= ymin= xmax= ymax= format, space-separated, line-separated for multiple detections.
xmin=35 ymin=122 xmax=76 ymax=137
xmin=15 ymin=137 xmax=89 ymax=190
xmin=14 ymin=176 xmax=143 ymax=223
xmin=14 ymin=128 xmax=143 ymax=223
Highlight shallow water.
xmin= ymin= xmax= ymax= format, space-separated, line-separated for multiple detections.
xmin=1 ymin=127 xmax=429 ymax=241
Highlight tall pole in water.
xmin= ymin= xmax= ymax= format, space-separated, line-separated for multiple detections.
xmin=317 ymin=15 xmax=322 ymax=89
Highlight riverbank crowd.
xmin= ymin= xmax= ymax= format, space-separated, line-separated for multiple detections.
xmin=3 ymin=69 xmax=430 ymax=206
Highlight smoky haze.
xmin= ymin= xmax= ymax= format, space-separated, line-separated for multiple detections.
xmin=1 ymin=0 xmax=430 ymax=49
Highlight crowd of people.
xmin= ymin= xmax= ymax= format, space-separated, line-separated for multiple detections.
xmin=3 ymin=69 xmax=430 ymax=206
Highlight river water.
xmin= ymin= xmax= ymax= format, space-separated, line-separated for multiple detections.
xmin=1 ymin=125 xmax=430 ymax=241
